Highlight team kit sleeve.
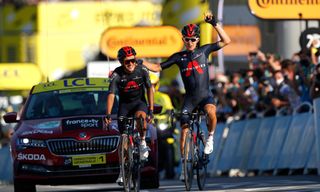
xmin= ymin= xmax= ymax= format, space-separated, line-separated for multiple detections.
xmin=160 ymin=53 xmax=180 ymax=69
xmin=202 ymin=43 xmax=222 ymax=57
xmin=142 ymin=66 xmax=152 ymax=88
xmin=108 ymin=71 xmax=120 ymax=94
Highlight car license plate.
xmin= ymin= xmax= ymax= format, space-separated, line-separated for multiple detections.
xmin=72 ymin=154 xmax=106 ymax=166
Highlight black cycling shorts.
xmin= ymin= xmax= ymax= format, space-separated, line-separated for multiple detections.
xmin=180 ymin=95 xmax=215 ymax=126
xmin=117 ymin=100 xmax=148 ymax=133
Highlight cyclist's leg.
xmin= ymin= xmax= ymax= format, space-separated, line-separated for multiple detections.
xmin=135 ymin=101 xmax=149 ymax=160
xmin=204 ymin=103 xmax=217 ymax=133
xmin=203 ymin=101 xmax=217 ymax=154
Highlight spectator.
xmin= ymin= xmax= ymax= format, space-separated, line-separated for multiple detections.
xmin=267 ymin=53 xmax=282 ymax=71
xmin=270 ymin=70 xmax=301 ymax=114
xmin=310 ymin=39 xmax=320 ymax=65
xmin=310 ymin=64 xmax=320 ymax=99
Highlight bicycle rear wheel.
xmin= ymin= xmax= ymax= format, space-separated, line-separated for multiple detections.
xmin=196 ymin=134 xmax=207 ymax=190
xmin=183 ymin=130 xmax=194 ymax=191
xmin=132 ymin=143 xmax=141 ymax=192
xmin=121 ymin=135 xmax=133 ymax=192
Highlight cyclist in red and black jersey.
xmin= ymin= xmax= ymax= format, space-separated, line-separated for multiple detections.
xmin=105 ymin=46 xmax=154 ymax=185
xmin=143 ymin=12 xmax=231 ymax=181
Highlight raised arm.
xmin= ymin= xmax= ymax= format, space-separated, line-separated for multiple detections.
xmin=204 ymin=11 xmax=231 ymax=48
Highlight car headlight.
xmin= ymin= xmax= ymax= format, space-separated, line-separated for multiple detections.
xmin=158 ymin=123 xmax=169 ymax=131
xmin=17 ymin=138 xmax=47 ymax=148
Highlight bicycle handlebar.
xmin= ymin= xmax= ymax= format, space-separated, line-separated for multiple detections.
xmin=111 ymin=116 xmax=143 ymax=121
xmin=170 ymin=111 xmax=206 ymax=117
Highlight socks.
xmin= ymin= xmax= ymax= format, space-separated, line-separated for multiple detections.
xmin=208 ymin=131 xmax=214 ymax=139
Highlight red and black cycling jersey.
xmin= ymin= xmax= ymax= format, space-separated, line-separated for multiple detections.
xmin=109 ymin=65 xmax=152 ymax=103
xmin=161 ymin=43 xmax=221 ymax=97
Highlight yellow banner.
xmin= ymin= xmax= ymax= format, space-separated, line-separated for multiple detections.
xmin=248 ymin=0 xmax=320 ymax=19
xmin=162 ymin=0 xmax=209 ymax=28
xmin=100 ymin=26 xmax=184 ymax=58
xmin=213 ymin=26 xmax=261 ymax=56
xmin=1 ymin=5 xmax=37 ymax=32
xmin=38 ymin=1 xmax=162 ymax=33
xmin=0 ymin=63 xmax=43 ymax=90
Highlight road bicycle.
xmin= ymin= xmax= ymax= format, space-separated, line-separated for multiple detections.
xmin=117 ymin=116 xmax=144 ymax=192
xmin=173 ymin=110 xmax=209 ymax=191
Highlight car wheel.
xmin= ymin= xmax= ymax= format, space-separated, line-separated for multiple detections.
xmin=14 ymin=180 xmax=36 ymax=192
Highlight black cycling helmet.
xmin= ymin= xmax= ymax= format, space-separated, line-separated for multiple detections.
xmin=117 ymin=46 xmax=136 ymax=63
xmin=181 ymin=24 xmax=200 ymax=37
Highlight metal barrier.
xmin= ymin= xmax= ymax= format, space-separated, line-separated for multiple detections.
xmin=313 ymin=98 xmax=320 ymax=175
xmin=247 ymin=116 xmax=276 ymax=172
xmin=207 ymin=100 xmax=319 ymax=176
xmin=216 ymin=120 xmax=247 ymax=173
xmin=207 ymin=122 xmax=227 ymax=176
xmin=256 ymin=115 xmax=292 ymax=174
xmin=0 ymin=145 xmax=13 ymax=184
xmin=306 ymin=139 xmax=317 ymax=173
xmin=233 ymin=118 xmax=261 ymax=171
xmin=273 ymin=113 xmax=312 ymax=175
xmin=289 ymin=114 xmax=314 ymax=174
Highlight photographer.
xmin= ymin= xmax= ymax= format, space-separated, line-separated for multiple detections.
xmin=310 ymin=64 xmax=320 ymax=99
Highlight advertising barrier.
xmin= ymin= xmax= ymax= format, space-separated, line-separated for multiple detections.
xmin=0 ymin=146 xmax=13 ymax=184
xmin=290 ymin=116 xmax=314 ymax=173
xmin=217 ymin=120 xmax=247 ymax=172
xmin=234 ymin=118 xmax=261 ymax=171
xmin=274 ymin=113 xmax=312 ymax=175
xmin=247 ymin=117 xmax=276 ymax=171
xmin=258 ymin=115 xmax=292 ymax=173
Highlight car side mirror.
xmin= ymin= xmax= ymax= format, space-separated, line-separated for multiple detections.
xmin=3 ymin=112 xmax=19 ymax=123
xmin=153 ymin=105 xmax=162 ymax=115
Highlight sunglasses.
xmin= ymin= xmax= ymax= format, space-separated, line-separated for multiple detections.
xmin=183 ymin=37 xmax=199 ymax=42
xmin=123 ymin=59 xmax=136 ymax=65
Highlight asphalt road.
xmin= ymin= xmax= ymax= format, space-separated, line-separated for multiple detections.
xmin=1 ymin=175 xmax=320 ymax=192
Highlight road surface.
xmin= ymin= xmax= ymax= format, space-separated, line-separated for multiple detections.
xmin=1 ymin=175 xmax=320 ymax=192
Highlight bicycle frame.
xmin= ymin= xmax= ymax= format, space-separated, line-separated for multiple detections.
xmin=117 ymin=116 xmax=142 ymax=192
xmin=175 ymin=111 xmax=208 ymax=191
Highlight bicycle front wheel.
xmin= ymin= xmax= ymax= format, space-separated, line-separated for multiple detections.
xmin=132 ymin=142 xmax=141 ymax=192
xmin=183 ymin=130 xmax=194 ymax=191
xmin=121 ymin=135 xmax=133 ymax=192
xmin=196 ymin=134 xmax=207 ymax=190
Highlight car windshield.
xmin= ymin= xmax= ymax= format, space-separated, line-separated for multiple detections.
xmin=24 ymin=91 xmax=118 ymax=120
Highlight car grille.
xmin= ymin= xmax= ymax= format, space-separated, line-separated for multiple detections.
xmin=47 ymin=136 xmax=119 ymax=156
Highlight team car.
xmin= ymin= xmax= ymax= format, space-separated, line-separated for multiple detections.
xmin=3 ymin=77 xmax=160 ymax=192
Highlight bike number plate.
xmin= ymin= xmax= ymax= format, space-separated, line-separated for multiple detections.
xmin=72 ymin=154 xmax=106 ymax=166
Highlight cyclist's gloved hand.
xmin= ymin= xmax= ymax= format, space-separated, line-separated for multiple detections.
xmin=147 ymin=109 xmax=153 ymax=123
xmin=104 ymin=114 xmax=112 ymax=125
xmin=204 ymin=11 xmax=217 ymax=26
